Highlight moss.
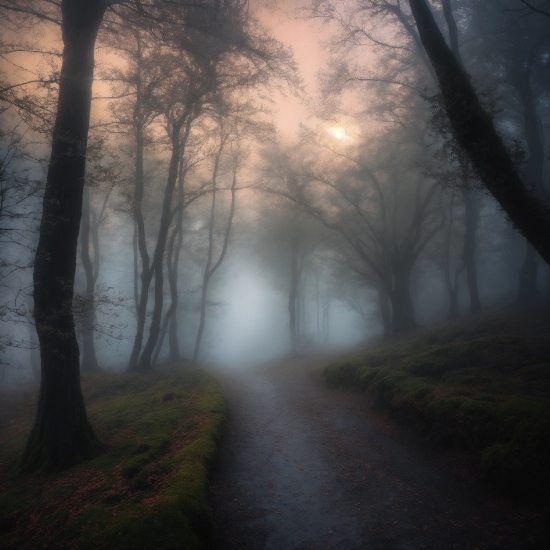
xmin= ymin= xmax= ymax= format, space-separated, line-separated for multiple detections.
xmin=0 ymin=366 xmax=226 ymax=550
xmin=358 ymin=367 xmax=382 ymax=390
xmin=322 ymin=305 xmax=550 ymax=502
xmin=480 ymin=411 xmax=550 ymax=502
xmin=324 ymin=362 xmax=357 ymax=387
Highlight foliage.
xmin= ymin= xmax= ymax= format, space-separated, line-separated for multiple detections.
xmin=323 ymin=305 xmax=550 ymax=503
xmin=0 ymin=366 xmax=226 ymax=549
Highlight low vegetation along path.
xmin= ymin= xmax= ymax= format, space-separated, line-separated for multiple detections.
xmin=208 ymin=355 xmax=539 ymax=550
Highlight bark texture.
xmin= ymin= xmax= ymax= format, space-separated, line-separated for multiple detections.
xmin=23 ymin=0 xmax=105 ymax=472
xmin=409 ymin=0 xmax=550 ymax=265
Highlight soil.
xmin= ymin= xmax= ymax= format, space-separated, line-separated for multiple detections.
xmin=207 ymin=354 xmax=548 ymax=550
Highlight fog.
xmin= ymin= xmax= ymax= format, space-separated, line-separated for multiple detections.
xmin=0 ymin=0 xmax=549 ymax=386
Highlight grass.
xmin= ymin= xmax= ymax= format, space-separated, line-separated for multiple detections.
xmin=0 ymin=365 xmax=226 ymax=550
xmin=323 ymin=305 xmax=550 ymax=504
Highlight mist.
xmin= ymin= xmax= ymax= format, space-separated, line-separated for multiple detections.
xmin=1 ymin=0 xmax=549 ymax=386
xmin=1 ymin=1 xmax=549 ymax=548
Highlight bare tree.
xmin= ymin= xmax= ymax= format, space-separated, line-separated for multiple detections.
xmin=192 ymin=125 xmax=240 ymax=363
xmin=262 ymin=136 xmax=444 ymax=336
xmin=0 ymin=0 xmax=240 ymax=472
xmin=127 ymin=49 xmax=209 ymax=372
xmin=0 ymin=122 xmax=42 ymax=382
xmin=77 ymin=136 xmax=121 ymax=372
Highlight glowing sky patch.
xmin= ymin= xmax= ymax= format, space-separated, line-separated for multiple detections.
xmin=328 ymin=126 xmax=351 ymax=143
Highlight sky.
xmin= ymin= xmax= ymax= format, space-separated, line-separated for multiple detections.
xmin=255 ymin=0 xmax=329 ymax=137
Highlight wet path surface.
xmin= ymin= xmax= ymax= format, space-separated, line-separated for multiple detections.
xmin=207 ymin=356 xmax=546 ymax=550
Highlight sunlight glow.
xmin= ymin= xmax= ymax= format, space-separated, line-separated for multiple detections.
xmin=327 ymin=126 xmax=351 ymax=143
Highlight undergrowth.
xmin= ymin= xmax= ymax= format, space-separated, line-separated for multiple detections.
xmin=0 ymin=365 xmax=226 ymax=550
xmin=324 ymin=306 xmax=550 ymax=504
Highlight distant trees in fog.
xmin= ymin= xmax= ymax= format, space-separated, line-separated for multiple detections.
xmin=0 ymin=123 xmax=42 ymax=381
xmin=0 ymin=0 xmax=548 ymax=472
xmin=301 ymin=0 xmax=549 ymax=332
xmin=0 ymin=0 xmax=297 ymax=472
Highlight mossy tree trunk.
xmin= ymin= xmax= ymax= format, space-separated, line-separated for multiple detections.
xmin=23 ymin=0 xmax=106 ymax=472
xmin=408 ymin=0 xmax=550 ymax=266
xmin=440 ymin=0 xmax=481 ymax=314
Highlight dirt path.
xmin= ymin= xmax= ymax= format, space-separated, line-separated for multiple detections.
xmin=207 ymin=355 xmax=546 ymax=550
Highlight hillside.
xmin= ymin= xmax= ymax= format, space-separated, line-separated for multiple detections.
xmin=324 ymin=305 xmax=550 ymax=503
xmin=0 ymin=367 xmax=225 ymax=550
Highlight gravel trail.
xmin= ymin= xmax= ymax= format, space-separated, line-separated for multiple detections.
xmin=207 ymin=355 xmax=546 ymax=550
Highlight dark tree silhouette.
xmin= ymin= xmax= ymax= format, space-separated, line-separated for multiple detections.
xmin=408 ymin=0 xmax=550 ymax=266
xmin=22 ymin=0 xmax=111 ymax=472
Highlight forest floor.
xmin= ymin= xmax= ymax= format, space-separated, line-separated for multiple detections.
xmin=0 ymin=366 xmax=225 ymax=550
xmin=207 ymin=306 xmax=549 ymax=550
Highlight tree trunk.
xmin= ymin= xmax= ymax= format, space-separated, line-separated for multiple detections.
xmin=441 ymin=0 xmax=461 ymax=63
xmin=28 ymin=322 xmax=40 ymax=382
xmin=377 ymin=285 xmax=392 ymax=339
xmin=517 ymin=243 xmax=542 ymax=303
xmin=288 ymin=225 xmax=300 ymax=355
xmin=298 ymin=268 xmax=306 ymax=337
xmin=389 ymin=265 xmax=417 ymax=335
xmin=509 ymin=53 xmax=545 ymax=302
xmin=461 ymin=187 xmax=481 ymax=312
xmin=132 ymin=221 xmax=139 ymax=314
xmin=408 ymin=0 xmax=550 ymax=265
xmin=136 ymin=127 xmax=183 ymax=371
xmin=80 ymin=186 xmax=100 ymax=372
xmin=443 ymin=192 xmax=461 ymax=318
xmin=193 ymin=141 xmax=237 ymax=364
xmin=152 ymin=202 xmax=183 ymax=367
xmin=155 ymin=163 xmax=186 ymax=365
xmin=127 ymin=130 xmax=152 ymax=371
xmin=168 ymin=312 xmax=180 ymax=362
xmin=23 ymin=0 xmax=105 ymax=472
xmin=322 ymin=298 xmax=330 ymax=343
xmin=315 ymin=270 xmax=320 ymax=340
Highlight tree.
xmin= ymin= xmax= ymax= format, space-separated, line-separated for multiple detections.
xmin=262 ymin=131 xmax=444 ymax=336
xmin=0 ymin=123 xmax=42 ymax=383
xmin=127 ymin=48 xmax=209 ymax=372
xmin=192 ymin=121 xmax=240 ymax=363
xmin=77 ymin=136 xmax=121 ymax=371
xmin=4 ymin=0 xmax=239 ymax=471
xmin=116 ymin=5 xmax=296 ymax=371
xmin=20 ymin=0 xmax=112 ymax=472
xmin=252 ymin=197 xmax=324 ymax=353
xmin=470 ymin=0 xmax=549 ymax=301
xmin=407 ymin=0 xmax=550 ymax=265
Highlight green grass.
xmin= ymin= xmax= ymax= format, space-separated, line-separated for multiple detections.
xmin=324 ymin=306 xmax=550 ymax=503
xmin=0 ymin=365 xmax=226 ymax=549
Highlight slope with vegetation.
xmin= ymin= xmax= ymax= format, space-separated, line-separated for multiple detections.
xmin=324 ymin=306 xmax=550 ymax=503
xmin=0 ymin=366 xmax=225 ymax=550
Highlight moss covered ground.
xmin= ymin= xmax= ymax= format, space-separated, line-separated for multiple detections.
xmin=0 ymin=366 xmax=226 ymax=549
xmin=324 ymin=305 xmax=550 ymax=504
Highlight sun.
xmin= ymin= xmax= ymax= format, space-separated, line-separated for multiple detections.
xmin=327 ymin=126 xmax=351 ymax=143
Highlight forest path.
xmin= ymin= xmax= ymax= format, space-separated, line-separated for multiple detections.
xmin=207 ymin=355 xmax=540 ymax=550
